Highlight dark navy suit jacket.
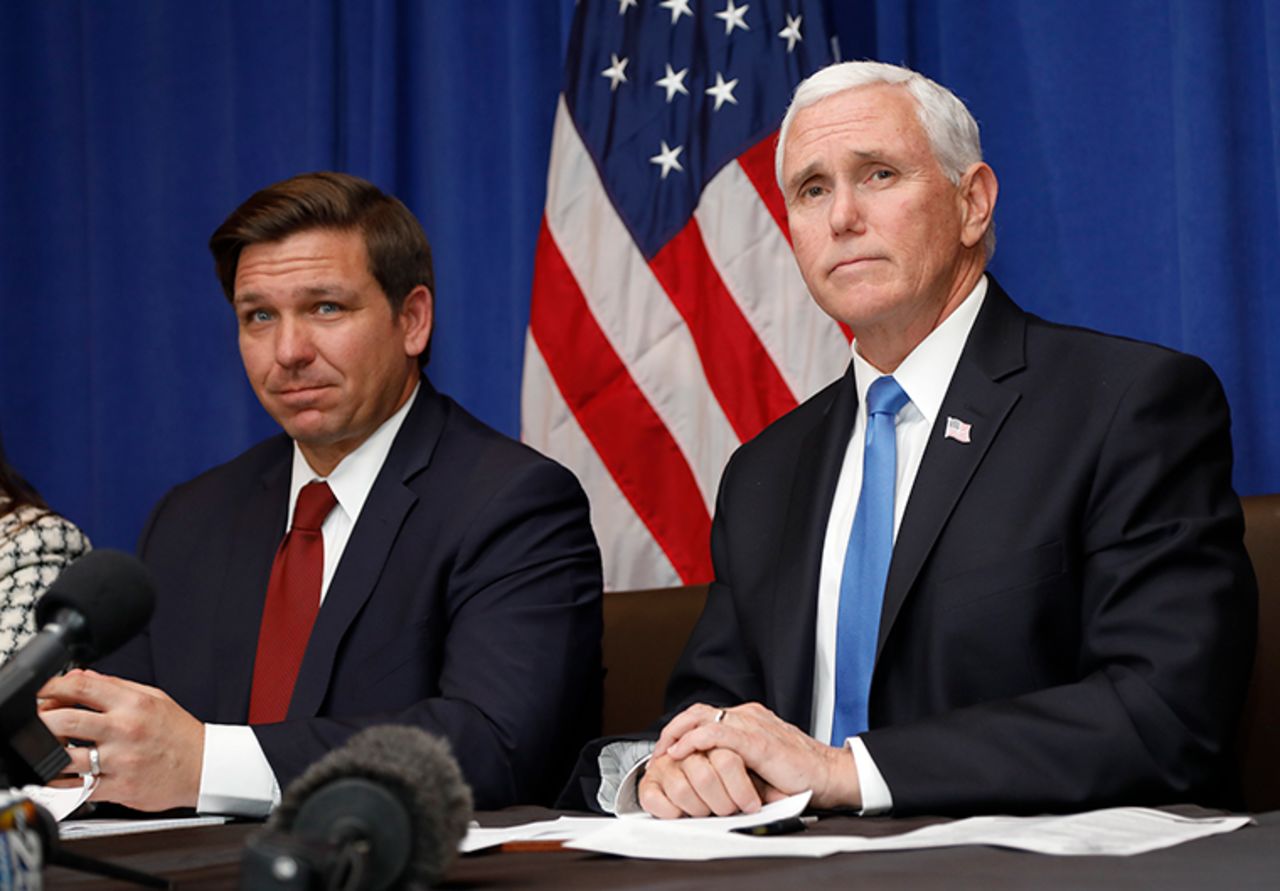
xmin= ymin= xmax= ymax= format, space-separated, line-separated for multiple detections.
xmin=102 ymin=379 xmax=603 ymax=808
xmin=565 ymin=279 xmax=1255 ymax=814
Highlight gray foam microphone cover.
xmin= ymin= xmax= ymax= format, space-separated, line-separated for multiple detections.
xmin=272 ymin=725 xmax=474 ymax=887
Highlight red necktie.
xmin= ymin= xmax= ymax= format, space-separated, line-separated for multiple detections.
xmin=248 ymin=480 xmax=337 ymax=724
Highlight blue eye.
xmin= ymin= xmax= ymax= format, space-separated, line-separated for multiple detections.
xmin=316 ymin=302 xmax=341 ymax=315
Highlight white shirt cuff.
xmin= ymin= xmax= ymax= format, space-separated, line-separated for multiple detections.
xmin=848 ymin=735 xmax=892 ymax=814
xmin=596 ymin=739 xmax=655 ymax=815
xmin=197 ymin=724 xmax=280 ymax=817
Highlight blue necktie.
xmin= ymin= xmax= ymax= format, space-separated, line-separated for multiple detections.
xmin=831 ymin=375 xmax=910 ymax=744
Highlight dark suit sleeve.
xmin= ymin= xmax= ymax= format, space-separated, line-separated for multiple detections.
xmin=92 ymin=489 xmax=176 ymax=685
xmin=253 ymin=458 xmax=603 ymax=809
xmin=864 ymin=351 xmax=1257 ymax=814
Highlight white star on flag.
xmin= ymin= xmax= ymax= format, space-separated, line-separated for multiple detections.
xmin=715 ymin=0 xmax=750 ymax=35
xmin=658 ymin=0 xmax=694 ymax=25
xmin=649 ymin=140 xmax=685 ymax=178
xmin=655 ymin=64 xmax=691 ymax=102
xmin=705 ymin=71 xmax=740 ymax=110
xmin=601 ymin=53 xmax=629 ymax=91
xmin=778 ymin=13 xmax=803 ymax=52
xmin=945 ymin=416 xmax=973 ymax=444
xmin=617 ymin=0 xmax=638 ymax=13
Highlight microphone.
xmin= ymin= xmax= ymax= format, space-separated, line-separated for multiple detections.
xmin=33 ymin=548 xmax=157 ymax=664
xmin=242 ymin=725 xmax=473 ymax=890
xmin=0 ymin=549 xmax=156 ymax=786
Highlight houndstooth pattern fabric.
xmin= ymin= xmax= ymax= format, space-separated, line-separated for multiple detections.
xmin=0 ymin=501 xmax=90 ymax=664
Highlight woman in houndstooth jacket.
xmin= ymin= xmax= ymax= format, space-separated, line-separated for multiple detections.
xmin=0 ymin=434 xmax=89 ymax=663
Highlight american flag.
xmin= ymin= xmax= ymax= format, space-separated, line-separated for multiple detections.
xmin=522 ymin=0 xmax=849 ymax=590
xmin=944 ymin=416 xmax=972 ymax=444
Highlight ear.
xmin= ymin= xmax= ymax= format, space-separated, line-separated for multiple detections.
xmin=398 ymin=285 xmax=434 ymax=359
xmin=956 ymin=162 xmax=998 ymax=250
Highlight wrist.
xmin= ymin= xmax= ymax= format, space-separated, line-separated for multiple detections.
xmin=815 ymin=741 xmax=861 ymax=809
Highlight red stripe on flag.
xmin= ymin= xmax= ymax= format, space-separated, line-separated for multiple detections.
xmin=738 ymin=132 xmax=790 ymax=245
xmin=649 ymin=218 xmax=798 ymax=442
xmin=530 ymin=220 xmax=713 ymax=583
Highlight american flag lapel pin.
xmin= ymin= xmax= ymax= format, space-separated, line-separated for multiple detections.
xmin=944 ymin=416 xmax=972 ymax=444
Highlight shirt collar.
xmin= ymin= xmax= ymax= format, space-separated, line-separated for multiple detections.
xmin=287 ymin=380 xmax=421 ymax=527
xmin=850 ymin=275 xmax=988 ymax=429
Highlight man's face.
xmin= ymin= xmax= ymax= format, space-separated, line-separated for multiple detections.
xmin=781 ymin=83 xmax=985 ymax=343
xmin=233 ymin=228 xmax=431 ymax=474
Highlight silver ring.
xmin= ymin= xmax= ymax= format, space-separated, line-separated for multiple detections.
xmin=88 ymin=746 xmax=102 ymax=778
xmin=714 ymin=708 xmax=727 ymax=724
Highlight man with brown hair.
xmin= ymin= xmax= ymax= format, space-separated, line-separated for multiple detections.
xmin=40 ymin=172 xmax=603 ymax=814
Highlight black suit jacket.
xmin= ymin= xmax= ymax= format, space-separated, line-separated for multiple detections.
xmin=101 ymin=380 xmax=603 ymax=808
xmin=567 ymin=280 xmax=1256 ymax=814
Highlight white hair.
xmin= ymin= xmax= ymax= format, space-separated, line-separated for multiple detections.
xmin=775 ymin=61 xmax=995 ymax=258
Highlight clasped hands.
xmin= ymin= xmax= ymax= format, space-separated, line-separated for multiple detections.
xmin=637 ymin=701 xmax=862 ymax=818
xmin=36 ymin=668 xmax=205 ymax=812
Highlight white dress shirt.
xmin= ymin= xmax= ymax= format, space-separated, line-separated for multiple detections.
xmin=196 ymin=383 xmax=420 ymax=816
xmin=813 ymin=277 xmax=987 ymax=813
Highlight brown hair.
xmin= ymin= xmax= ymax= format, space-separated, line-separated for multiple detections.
xmin=209 ymin=171 xmax=435 ymax=364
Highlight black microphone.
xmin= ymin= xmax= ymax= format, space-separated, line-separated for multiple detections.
xmin=242 ymin=725 xmax=473 ymax=890
xmin=0 ymin=549 xmax=156 ymax=786
xmin=33 ymin=548 xmax=157 ymax=664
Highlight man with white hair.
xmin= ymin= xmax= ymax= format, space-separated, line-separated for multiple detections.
xmin=571 ymin=60 xmax=1255 ymax=818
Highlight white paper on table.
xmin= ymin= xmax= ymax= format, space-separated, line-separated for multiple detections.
xmin=566 ymin=820 xmax=845 ymax=860
xmin=615 ymin=789 xmax=812 ymax=829
xmin=565 ymin=806 xmax=1254 ymax=861
xmin=869 ymin=807 xmax=1256 ymax=857
xmin=58 ymin=816 xmax=230 ymax=840
xmin=461 ymin=816 xmax=615 ymax=853
xmin=18 ymin=779 xmax=230 ymax=838
xmin=21 ymin=775 xmax=97 ymax=821
xmin=461 ymin=791 xmax=812 ymax=854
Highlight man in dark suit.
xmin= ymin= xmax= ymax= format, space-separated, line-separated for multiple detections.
xmin=40 ymin=172 xmax=603 ymax=813
xmin=584 ymin=61 xmax=1255 ymax=818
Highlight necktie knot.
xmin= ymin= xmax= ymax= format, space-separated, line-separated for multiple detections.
xmin=866 ymin=375 xmax=909 ymax=419
xmin=292 ymin=481 xmax=336 ymax=532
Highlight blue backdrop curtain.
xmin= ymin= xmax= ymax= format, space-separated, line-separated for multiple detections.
xmin=1 ymin=0 xmax=1277 ymax=553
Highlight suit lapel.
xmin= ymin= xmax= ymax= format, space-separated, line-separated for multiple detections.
xmin=770 ymin=366 xmax=858 ymax=729
xmin=215 ymin=443 xmax=290 ymax=723
xmin=287 ymin=382 xmax=448 ymax=719
xmin=877 ymin=280 xmax=1028 ymax=656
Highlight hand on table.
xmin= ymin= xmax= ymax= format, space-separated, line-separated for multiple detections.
xmin=38 ymin=668 xmax=204 ymax=812
xmin=640 ymin=702 xmax=861 ymax=818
